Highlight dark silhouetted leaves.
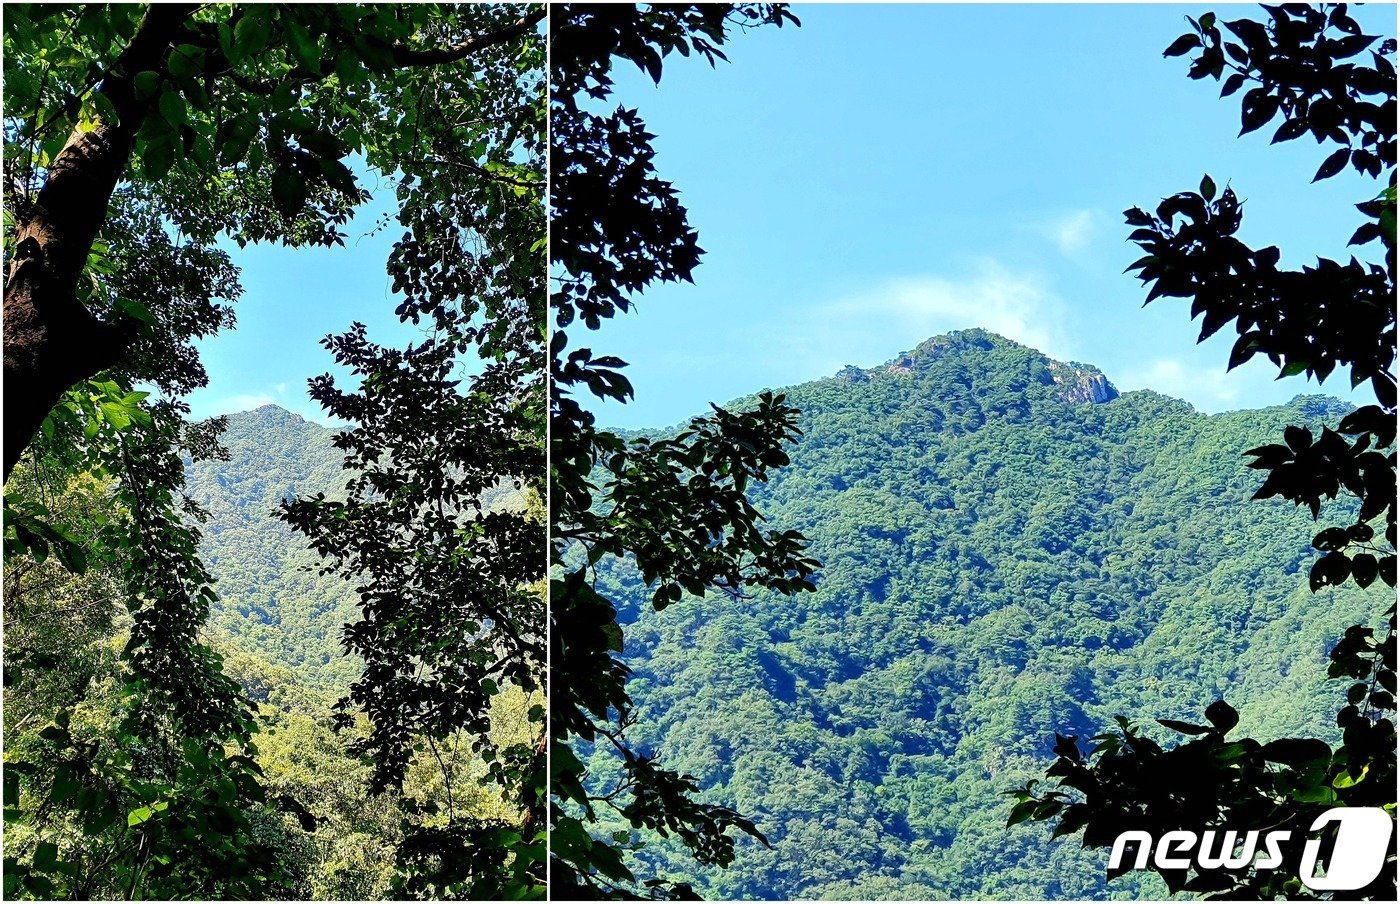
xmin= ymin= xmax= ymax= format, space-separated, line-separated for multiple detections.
xmin=1314 ymin=147 xmax=1351 ymax=182
xmin=1164 ymin=33 xmax=1201 ymax=57
xmin=550 ymin=4 xmax=811 ymax=897
xmin=1042 ymin=5 xmax=1397 ymax=897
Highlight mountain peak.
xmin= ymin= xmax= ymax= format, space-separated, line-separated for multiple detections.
xmin=237 ymin=404 xmax=310 ymax=428
xmin=834 ymin=329 xmax=1119 ymax=405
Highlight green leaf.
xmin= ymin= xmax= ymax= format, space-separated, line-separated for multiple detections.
xmin=1261 ymin=737 xmax=1332 ymax=767
xmin=233 ymin=7 xmax=272 ymax=58
xmin=1007 ymin=798 xmax=1038 ymax=826
xmin=5 ymin=69 xmax=38 ymax=111
xmin=296 ymin=129 xmax=344 ymax=159
xmin=50 ymin=539 xmax=87 ymax=575
xmin=285 ymin=17 xmax=322 ymax=72
xmin=38 ymin=724 xmax=70 ymax=745
xmin=317 ymin=156 xmax=358 ymax=195
xmin=132 ymin=70 xmax=161 ymax=100
xmin=270 ymin=165 xmax=306 ymax=217
xmin=113 ymin=297 xmax=156 ymax=325
xmin=141 ymin=136 xmax=174 ymax=180
xmin=167 ymin=43 xmax=205 ymax=81
xmin=99 ymin=401 xmax=131 ymax=430
xmin=1312 ymin=527 xmax=1350 ymax=551
xmin=1240 ymin=90 xmax=1280 ymax=135
xmin=158 ymin=90 xmax=186 ymax=128
xmin=1313 ymin=147 xmax=1350 ymax=182
xmin=1204 ymin=700 xmax=1239 ymax=734
xmin=1212 ymin=741 xmax=1250 ymax=764
xmin=82 ymin=803 xmax=117 ymax=836
xmin=18 ymin=526 xmax=49 ymax=564
xmin=1199 ymin=174 xmax=1216 ymax=201
xmin=32 ymin=841 xmax=57 ymax=872
xmin=23 ymin=874 xmax=55 ymax=896
xmin=591 ymin=848 xmax=636 ymax=884
xmin=1291 ymin=783 xmax=1337 ymax=804
xmin=1352 ymin=553 xmax=1379 ymax=588
xmin=219 ymin=117 xmax=258 ymax=166
xmin=127 ymin=806 xmax=154 ymax=827
xmin=334 ymin=49 xmax=362 ymax=85
xmin=1333 ymin=764 xmax=1368 ymax=788
xmin=1310 ymin=552 xmax=1352 ymax=591
xmin=1157 ymin=718 xmax=1211 ymax=735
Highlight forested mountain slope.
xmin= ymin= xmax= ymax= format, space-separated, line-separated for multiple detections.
xmin=185 ymin=406 xmax=360 ymax=693
xmin=186 ymin=405 xmax=529 ymax=695
xmin=588 ymin=329 xmax=1376 ymax=900
xmin=167 ymin=405 xmax=537 ymax=897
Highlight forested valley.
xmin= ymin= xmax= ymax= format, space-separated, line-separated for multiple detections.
xmin=582 ymin=329 xmax=1381 ymax=900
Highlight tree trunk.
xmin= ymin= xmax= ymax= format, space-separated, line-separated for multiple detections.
xmin=3 ymin=3 xmax=195 ymax=482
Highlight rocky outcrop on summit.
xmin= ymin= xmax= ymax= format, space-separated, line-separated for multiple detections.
xmin=830 ymin=329 xmax=1120 ymax=406
xmin=1050 ymin=362 xmax=1119 ymax=405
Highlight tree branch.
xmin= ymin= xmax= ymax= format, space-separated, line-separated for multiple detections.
xmin=389 ymin=9 xmax=546 ymax=67
xmin=427 ymin=156 xmax=544 ymax=189
xmin=3 ymin=4 xmax=196 ymax=481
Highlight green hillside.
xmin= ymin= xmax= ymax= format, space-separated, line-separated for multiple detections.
xmin=186 ymin=405 xmax=531 ymax=696
xmin=585 ymin=329 xmax=1376 ymax=900
xmin=176 ymin=334 xmax=1377 ymax=900
xmin=185 ymin=405 xmax=361 ymax=694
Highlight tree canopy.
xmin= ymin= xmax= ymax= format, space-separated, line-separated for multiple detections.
xmin=565 ymin=328 xmax=1372 ymax=899
xmin=3 ymin=3 xmax=544 ymax=478
xmin=3 ymin=3 xmax=546 ymax=898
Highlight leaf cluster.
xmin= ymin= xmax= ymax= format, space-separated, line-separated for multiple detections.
xmin=548 ymin=4 xmax=812 ymax=897
xmin=1015 ymin=695 xmax=1394 ymax=898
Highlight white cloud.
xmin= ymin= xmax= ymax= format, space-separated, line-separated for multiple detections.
xmin=763 ymin=261 xmax=1075 ymax=385
xmin=209 ymin=393 xmax=279 ymax=414
xmin=1117 ymin=358 xmax=1242 ymax=407
xmin=187 ymin=387 xmax=345 ymax=426
xmin=1035 ymin=209 xmax=1098 ymax=259
xmin=826 ymin=261 xmax=1068 ymax=355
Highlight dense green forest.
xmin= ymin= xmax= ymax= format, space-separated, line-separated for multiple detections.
xmin=581 ymin=329 xmax=1379 ymax=900
xmin=5 ymin=2 xmax=1391 ymax=898
xmin=3 ymin=404 xmax=539 ymax=898
xmin=18 ymin=333 xmax=1370 ymax=900
xmin=185 ymin=406 xmax=356 ymax=693
xmin=184 ymin=405 xmax=527 ymax=696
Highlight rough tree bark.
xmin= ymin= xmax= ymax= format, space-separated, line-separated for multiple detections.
xmin=3 ymin=4 xmax=196 ymax=482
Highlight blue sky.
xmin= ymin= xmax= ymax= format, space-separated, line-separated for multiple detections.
xmin=571 ymin=2 xmax=1395 ymax=428
xmin=185 ymin=169 xmax=425 ymax=424
xmin=186 ymin=4 xmax=1394 ymax=429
